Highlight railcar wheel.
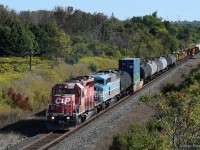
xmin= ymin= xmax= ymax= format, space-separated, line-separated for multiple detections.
xmin=76 ymin=116 xmax=82 ymax=125
xmin=81 ymin=115 xmax=86 ymax=122
xmin=102 ymin=103 xmax=106 ymax=110
xmin=96 ymin=107 xmax=101 ymax=113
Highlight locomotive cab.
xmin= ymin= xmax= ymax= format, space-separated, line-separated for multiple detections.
xmin=46 ymin=83 xmax=77 ymax=130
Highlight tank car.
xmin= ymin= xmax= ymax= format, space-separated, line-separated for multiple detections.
xmin=46 ymin=76 xmax=96 ymax=130
xmin=119 ymin=70 xmax=132 ymax=95
xmin=140 ymin=64 xmax=150 ymax=82
xmin=145 ymin=60 xmax=157 ymax=77
xmin=155 ymin=57 xmax=167 ymax=72
xmin=165 ymin=54 xmax=176 ymax=68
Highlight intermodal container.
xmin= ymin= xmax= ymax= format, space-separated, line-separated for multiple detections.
xmin=119 ymin=58 xmax=140 ymax=84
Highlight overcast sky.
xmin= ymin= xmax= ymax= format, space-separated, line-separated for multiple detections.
xmin=0 ymin=0 xmax=200 ymax=21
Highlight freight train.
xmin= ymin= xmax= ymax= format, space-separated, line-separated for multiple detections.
xmin=46 ymin=44 xmax=200 ymax=130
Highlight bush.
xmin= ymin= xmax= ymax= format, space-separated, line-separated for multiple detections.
xmin=30 ymin=89 xmax=49 ymax=110
xmin=89 ymin=63 xmax=97 ymax=72
xmin=110 ymin=124 xmax=169 ymax=150
xmin=148 ymin=119 xmax=163 ymax=132
xmin=39 ymin=70 xmax=60 ymax=82
xmin=65 ymin=55 xmax=79 ymax=65
xmin=6 ymin=87 xmax=30 ymax=110
xmin=161 ymin=80 xmax=177 ymax=94
xmin=0 ymin=64 xmax=13 ymax=73
xmin=110 ymin=133 xmax=128 ymax=150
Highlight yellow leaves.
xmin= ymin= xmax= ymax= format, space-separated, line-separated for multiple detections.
xmin=0 ymin=73 xmax=23 ymax=83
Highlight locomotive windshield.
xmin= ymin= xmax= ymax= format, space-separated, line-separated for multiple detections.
xmin=53 ymin=88 xmax=74 ymax=95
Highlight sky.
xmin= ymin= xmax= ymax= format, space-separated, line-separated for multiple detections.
xmin=0 ymin=0 xmax=200 ymax=21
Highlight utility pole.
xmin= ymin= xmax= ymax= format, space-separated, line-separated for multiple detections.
xmin=29 ymin=48 xmax=32 ymax=71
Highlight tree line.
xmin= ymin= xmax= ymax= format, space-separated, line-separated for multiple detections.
xmin=1 ymin=5 xmax=200 ymax=63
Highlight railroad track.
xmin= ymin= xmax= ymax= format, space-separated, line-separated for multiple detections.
xmin=19 ymin=55 xmax=200 ymax=150
xmin=19 ymin=94 xmax=129 ymax=150
xmin=18 ymin=75 xmax=168 ymax=150
xmin=19 ymin=132 xmax=63 ymax=150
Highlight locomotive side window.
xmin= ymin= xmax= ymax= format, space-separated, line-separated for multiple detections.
xmin=53 ymin=88 xmax=74 ymax=95
xmin=106 ymin=78 xmax=111 ymax=84
xmin=96 ymin=79 xmax=104 ymax=84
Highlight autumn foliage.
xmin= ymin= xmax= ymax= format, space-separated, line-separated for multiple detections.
xmin=7 ymin=88 xmax=29 ymax=110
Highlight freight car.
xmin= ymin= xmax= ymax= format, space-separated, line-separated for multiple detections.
xmin=46 ymin=44 xmax=200 ymax=130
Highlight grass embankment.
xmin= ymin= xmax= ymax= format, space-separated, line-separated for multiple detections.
xmin=0 ymin=56 xmax=117 ymax=127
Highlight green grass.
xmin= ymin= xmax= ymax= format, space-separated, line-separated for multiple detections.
xmin=80 ymin=56 xmax=118 ymax=70
xmin=0 ymin=57 xmax=50 ymax=73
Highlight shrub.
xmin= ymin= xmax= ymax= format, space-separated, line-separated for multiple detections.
xmin=13 ymin=64 xmax=29 ymax=72
xmin=110 ymin=133 xmax=128 ymax=150
xmin=110 ymin=124 xmax=169 ymax=150
xmin=89 ymin=63 xmax=97 ymax=72
xmin=148 ymin=119 xmax=163 ymax=132
xmin=161 ymin=80 xmax=177 ymax=94
xmin=0 ymin=64 xmax=13 ymax=73
xmin=6 ymin=87 xmax=30 ymax=110
xmin=65 ymin=55 xmax=79 ymax=65
xmin=39 ymin=70 xmax=60 ymax=82
xmin=30 ymin=90 xmax=49 ymax=110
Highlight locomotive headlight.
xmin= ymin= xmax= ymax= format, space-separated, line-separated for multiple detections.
xmin=67 ymin=116 xmax=70 ymax=120
xmin=61 ymin=99 xmax=64 ymax=103
xmin=51 ymin=116 xmax=55 ymax=120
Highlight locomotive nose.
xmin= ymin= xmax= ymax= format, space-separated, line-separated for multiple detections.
xmin=55 ymin=96 xmax=71 ymax=105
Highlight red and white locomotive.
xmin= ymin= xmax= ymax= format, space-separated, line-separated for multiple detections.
xmin=46 ymin=76 xmax=96 ymax=130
